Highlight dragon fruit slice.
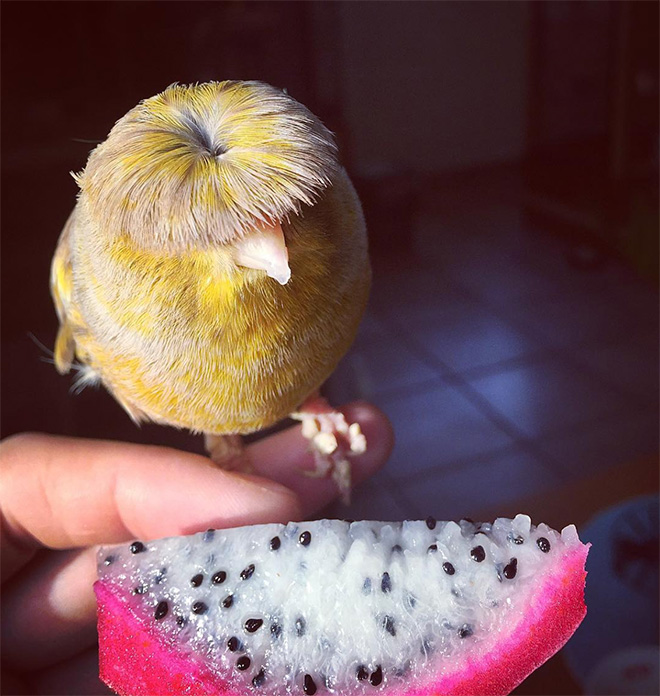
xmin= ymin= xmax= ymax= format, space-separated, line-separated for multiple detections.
xmin=95 ymin=516 xmax=588 ymax=696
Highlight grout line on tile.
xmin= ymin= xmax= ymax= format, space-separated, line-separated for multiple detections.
xmin=445 ymin=281 xmax=656 ymax=412
xmin=405 ymin=447 xmax=563 ymax=498
xmin=369 ymin=307 xmax=642 ymax=480
xmin=372 ymin=308 xmax=530 ymax=435
xmin=526 ymin=404 xmax=660 ymax=479
xmin=372 ymin=376 xmax=449 ymax=406
xmin=388 ymin=441 xmax=528 ymax=486
xmin=444 ymin=348 xmax=557 ymax=382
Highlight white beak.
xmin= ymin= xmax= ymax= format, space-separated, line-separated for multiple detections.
xmin=233 ymin=221 xmax=291 ymax=285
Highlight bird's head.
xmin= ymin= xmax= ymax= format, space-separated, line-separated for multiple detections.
xmin=74 ymin=81 xmax=339 ymax=285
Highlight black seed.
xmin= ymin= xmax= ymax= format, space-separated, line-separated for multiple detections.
xmin=508 ymin=532 xmax=524 ymax=545
xmin=227 ymin=636 xmax=242 ymax=652
xmin=406 ymin=593 xmax=417 ymax=609
xmin=212 ymin=570 xmax=227 ymax=585
xmin=269 ymin=536 xmax=281 ymax=551
xmin=458 ymin=624 xmax=473 ymax=639
xmin=426 ymin=516 xmax=437 ymax=530
xmin=357 ymin=665 xmax=369 ymax=681
xmin=391 ymin=544 xmax=403 ymax=554
xmin=442 ymin=562 xmax=456 ymax=575
xmin=176 ymin=615 xmax=186 ymax=627
xmin=370 ymin=666 xmax=383 ymax=686
xmin=470 ymin=545 xmax=486 ymax=562
xmin=154 ymin=568 xmax=167 ymax=584
xmin=303 ymin=674 xmax=317 ymax=695
xmin=537 ymin=536 xmax=551 ymax=553
xmin=252 ymin=668 xmax=266 ymax=688
xmin=103 ymin=555 xmax=115 ymax=565
xmin=383 ymin=615 xmax=396 ymax=636
xmin=428 ymin=544 xmax=439 ymax=554
xmin=270 ymin=622 xmax=282 ymax=639
xmin=299 ymin=531 xmax=312 ymax=546
xmin=192 ymin=601 xmax=208 ymax=615
xmin=190 ymin=573 xmax=204 ymax=588
xmin=133 ymin=585 xmax=147 ymax=595
xmin=236 ymin=656 xmax=251 ymax=671
xmin=362 ymin=577 xmax=372 ymax=594
xmin=240 ymin=564 xmax=255 ymax=581
xmin=245 ymin=618 xmax=264 ymax=633
xmin=503 ymin=558 xmax=518 ymax=579
xmin=381 ymin=572 xmax=392 ymax=593
xmin=130 ymin=541 xmax=145 ymax=554
xmin=154 ymin=601 xmax=168 ymax=620
xmin=295 ymin=616 xmax=306 ymax=637
xmin=222 ymin=594 xmax=234 ymax=608
xmin=202 ymin=528 xmax=215 ymax=542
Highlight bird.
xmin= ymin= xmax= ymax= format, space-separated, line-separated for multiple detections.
xmin=50 ymin=80 xmax=370 ymax=499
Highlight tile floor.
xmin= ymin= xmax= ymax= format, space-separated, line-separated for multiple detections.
xmin=324 ymin=180 xmax=659 ymax=522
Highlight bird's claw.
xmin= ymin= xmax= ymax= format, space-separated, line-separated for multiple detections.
xmin=313 ymin=431 xmax=338 ymax=455
xmin=203 ymin=433 xmax=253 ymax=473
xmin=291 ymin=409 xmax=366 ymax=504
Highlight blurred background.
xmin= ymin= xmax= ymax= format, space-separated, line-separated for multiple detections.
xmin=1 ymin=2 xmax=658 ymax=694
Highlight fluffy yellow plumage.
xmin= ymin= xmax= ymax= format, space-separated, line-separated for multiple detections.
xmin=51 ymin=81 xmax=370 ymax=448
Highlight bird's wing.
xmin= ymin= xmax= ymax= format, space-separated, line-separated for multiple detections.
xmin=49 ymin=209 xmax=147 ymax=422
xmin=50 ymin=210 xmax=77 ymax=374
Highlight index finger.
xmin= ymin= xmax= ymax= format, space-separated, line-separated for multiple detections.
xmin=0 ymin=401 xmax=392 ymax=582
xmin=0 ymin=434 xmax=301 ymax=583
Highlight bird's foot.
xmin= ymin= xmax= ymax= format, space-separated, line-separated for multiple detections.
xmin=203 ymin=433 xmax=253 ymax=473
xmin=291 ymin=397 xmax=367 ymax=504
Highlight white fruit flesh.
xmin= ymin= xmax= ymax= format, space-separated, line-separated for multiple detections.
xmin=97 ymin=517 xmax=586 ymax=695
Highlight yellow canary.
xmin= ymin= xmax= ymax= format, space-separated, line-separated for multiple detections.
xmin=51 ymin=81 xmax=370 ymax=488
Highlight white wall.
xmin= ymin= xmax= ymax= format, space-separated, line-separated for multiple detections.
xmin=338 ymin=2 xmax=530 ymax=176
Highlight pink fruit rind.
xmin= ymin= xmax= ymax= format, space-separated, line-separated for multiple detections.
xmin=95 ymin=543 xmax=588 ymax=696
xmin=95 ymin=582 xmax=231 ymax=696
xmin=400 ymin=542 xmax=590 ymax=696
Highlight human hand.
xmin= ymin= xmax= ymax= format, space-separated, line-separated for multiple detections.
xmin=0 ymin=401 xmax=393 ymax=695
